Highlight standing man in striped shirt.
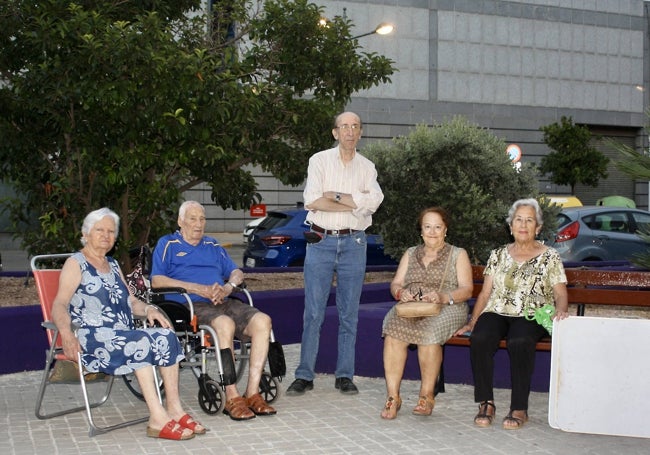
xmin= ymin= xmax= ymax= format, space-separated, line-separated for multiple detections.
xmin=286 ymin=112 xmax=384 ymax=396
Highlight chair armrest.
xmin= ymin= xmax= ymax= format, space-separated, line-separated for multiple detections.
xmin=42 ymin=320 xmax=57 ymax=330
xmin=41 ymin=320 xmax=79 ymax=332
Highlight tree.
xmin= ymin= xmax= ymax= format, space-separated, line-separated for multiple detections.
xmin=364 ymin=117 xmax=558 ymax=264
xmin=539 ymin=116 xmax=609 ymax=194
xmin=0 ymin=0 xmax=394 ymax=267
xmin=608 ymin=137 xmax=650 ymax=269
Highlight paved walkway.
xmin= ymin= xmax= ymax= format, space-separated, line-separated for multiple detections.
xmin=2 ymin=237 xmax=649 ymax=453
xmin=2 ymin=344 xmax=649 ymax=455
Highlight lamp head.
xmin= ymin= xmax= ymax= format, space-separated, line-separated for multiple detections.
xmin=375 ymin=23 xmax=394 ymax=36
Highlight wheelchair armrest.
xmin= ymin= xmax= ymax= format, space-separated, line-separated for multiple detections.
xmin=150 ymin=287 xmax=188 ymax=295
xmin=230 ymin=281 xmax=247 ymax=291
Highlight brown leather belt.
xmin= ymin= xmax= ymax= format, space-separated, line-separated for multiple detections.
xmin=310 ymin=224 xmax=358 ymax=236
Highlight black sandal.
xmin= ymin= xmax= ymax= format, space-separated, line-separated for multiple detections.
xmin=502 ymin=410 xmax=528 ymax=430
xmin=474 ymin=401 xmax=496 ymax=427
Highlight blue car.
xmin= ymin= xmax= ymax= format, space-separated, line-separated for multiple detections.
xmin=243 ymin=208 xmax=396 ymax=267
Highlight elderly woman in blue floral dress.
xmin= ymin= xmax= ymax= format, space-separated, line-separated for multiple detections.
xmin=51 ymin=208 xmax=205 ymax=440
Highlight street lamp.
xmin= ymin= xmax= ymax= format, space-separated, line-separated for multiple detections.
xmin=340 ymin=7 xmax=394 ymax=40
xmin=350 ymin=22 xmax=395 ymax=40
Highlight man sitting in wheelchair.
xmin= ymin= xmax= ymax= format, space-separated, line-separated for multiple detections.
xmin=151 ymin=201 xmax=276 ymax=421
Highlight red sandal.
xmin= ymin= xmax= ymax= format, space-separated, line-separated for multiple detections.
xmin=146 ymin=420 xmax=195 ymax=440
xmin=178 ymin=413 xmax=207 ymax=434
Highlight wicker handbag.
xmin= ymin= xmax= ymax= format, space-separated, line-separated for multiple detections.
xmin=395 ymin=300 xmax=444 ymax=318
xmin=395 ymin=250 xmax=453 ymax=319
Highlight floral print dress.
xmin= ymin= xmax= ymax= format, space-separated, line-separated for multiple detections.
xmin=69 ymin=252 xmax=184 ymax=375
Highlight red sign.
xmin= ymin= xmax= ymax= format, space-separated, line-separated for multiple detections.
xmin=250 ymin=204 xmax=266 ymax=217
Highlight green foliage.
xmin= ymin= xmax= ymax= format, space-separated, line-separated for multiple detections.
xmin=606 ymin=137 xmax=650 ymax=268
xmin=0 ymin=0 xmax=394 ymax=267
xmin=611 ymin=139 xmax=650 ymax=181
xmin=365 ymin=117 xmax=551 ymax=264
xmin=536 ymin=195 xmax=562 ymax=242
xmin=539 ymin=116 xmax=609 ymax=194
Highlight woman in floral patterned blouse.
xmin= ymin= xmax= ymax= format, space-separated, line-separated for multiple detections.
xmin=455 ymin=198 xmax=569 ymax=430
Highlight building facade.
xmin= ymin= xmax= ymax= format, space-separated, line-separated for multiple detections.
xmin=193 ymin=0 xmax=649 ymax=233
xmin=1 ymin=1 xmax=645 ymax=253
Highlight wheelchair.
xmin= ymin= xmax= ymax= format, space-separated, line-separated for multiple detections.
xmin=122 ymin=283 xmax=283 ymax=415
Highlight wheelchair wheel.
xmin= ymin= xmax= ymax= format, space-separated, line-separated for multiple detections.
xmin=258 ymin=372 xmax=280 ymax=404
xmin=122 ymin=372 xmax=165 ymax=401
xmin=198 ymin=378 xmax=225 ymax=414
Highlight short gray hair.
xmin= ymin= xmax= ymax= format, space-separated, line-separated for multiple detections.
xmin=81 ymin=207 xmax=120 ymax=246
xmin=179 ymin=200 xmax=205 ymax=220
xmin=506 ymin=198 xmax=543 ymax=226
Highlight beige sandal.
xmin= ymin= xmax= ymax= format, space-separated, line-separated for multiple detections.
xmin=474 ymin=401 xmax=496 ymax=427
xmin=412 ymin=395 xmax=435 ymax=416
xmin=380 ymin=396 xmax=402 ymax=420
xmin=502 ymin=410 xmax=528 ymax=430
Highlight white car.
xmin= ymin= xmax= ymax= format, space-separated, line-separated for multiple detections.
xmin=243 ymin=217 xmax=265 ymax=242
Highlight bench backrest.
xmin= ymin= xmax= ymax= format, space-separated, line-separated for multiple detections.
xmin=470 ymin=265 xmax=650 ymax=308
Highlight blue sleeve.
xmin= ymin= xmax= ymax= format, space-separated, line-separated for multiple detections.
xmin=150 ymin=236 xmax=169 ymax=278
xmin=216 ymin=247 xmax=238 ymax=281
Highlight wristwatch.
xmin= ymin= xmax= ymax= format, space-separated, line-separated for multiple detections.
xmin=335 ymin=193 xmax=341 ymax=202
xmin=448 ymin=293 xmax=455 ymax=305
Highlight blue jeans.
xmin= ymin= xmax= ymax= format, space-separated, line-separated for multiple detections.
xmin=295 ymin=230 xmax=367 ymax=380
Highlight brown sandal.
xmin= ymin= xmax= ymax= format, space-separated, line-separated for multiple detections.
xmin=380 ymin=396 xmax=402 ymax=420
xmin=412 ymin=395 xmax=435 ymax=416
xmin=223 ymin=396 xmax=255 ymax=421
xmin=502 ymin=410 xmax=528 ymax=430
xmin=246 ymin=393 xmax=277 ymax=416
xmin=474 ymin=401 xmax=496 ymax=427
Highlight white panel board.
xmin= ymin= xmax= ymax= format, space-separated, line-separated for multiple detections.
xmin=549 ymin=316 xmax=650 ymax=438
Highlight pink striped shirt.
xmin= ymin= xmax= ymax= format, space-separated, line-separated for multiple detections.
xmin=303 ymin=146 xmax=384 ymax=231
